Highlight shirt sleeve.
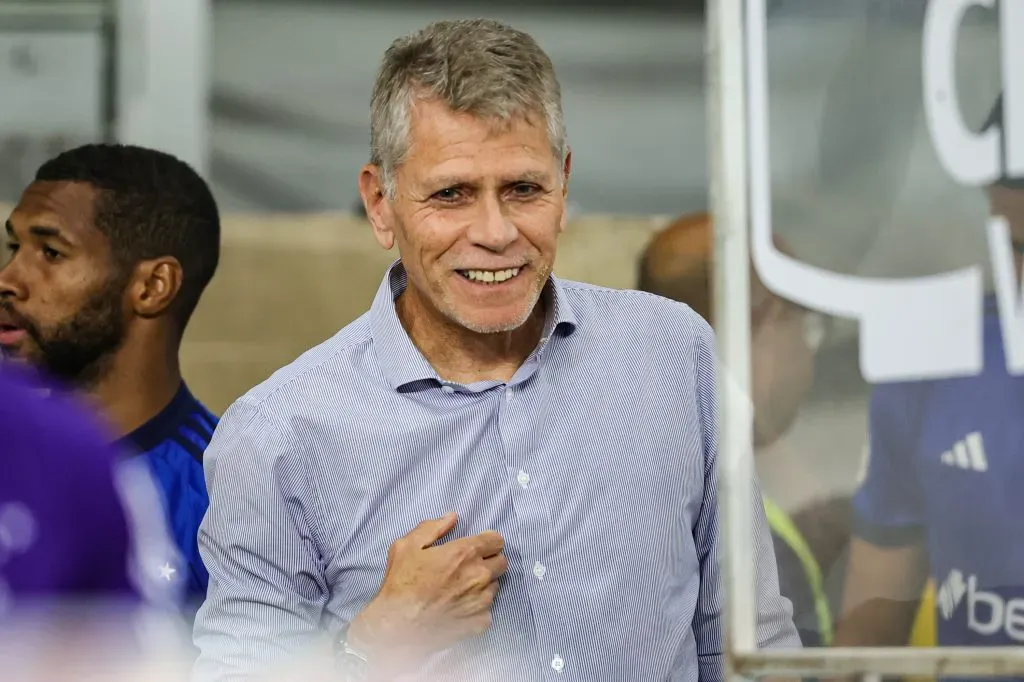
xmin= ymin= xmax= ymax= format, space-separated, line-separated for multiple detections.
xmin=850 ymin=382 xmax=928 ymax=547
xmin=690 ymin=323 xmax=802 ymax=682
xmin=192 ymin=399 xmax=328 ymax=682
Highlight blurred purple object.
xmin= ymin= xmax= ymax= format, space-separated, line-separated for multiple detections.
xmin=0 ymin=363 xmax=137 ymax=608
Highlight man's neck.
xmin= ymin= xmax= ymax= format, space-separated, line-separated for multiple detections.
xmin=396 ymin=291 xmax=546 ymax=385
xmin=82 ymin=348 xmax=183 ymax=440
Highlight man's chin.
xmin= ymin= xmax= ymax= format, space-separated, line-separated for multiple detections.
xmin=0 ymin=346 xmax=36 ymax=367
xmin=444 ymin=288 xmax=545 ymax=335
xmin=450 ymin=307 xmax=537 ymax=335
xmin=461 ymin=320 xmax=527 ymax=335
xmin=0 ymin=350 xmax=90 ymax=388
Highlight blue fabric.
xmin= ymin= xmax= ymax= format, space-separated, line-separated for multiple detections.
xmin=855 ymin=295 xmax=1024 ymax=654
xmin=118 ymin=383 xmax=215 ymax=610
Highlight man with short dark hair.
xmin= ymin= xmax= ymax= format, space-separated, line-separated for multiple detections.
xmin=0 ymin=144 xmax=221 ymax=608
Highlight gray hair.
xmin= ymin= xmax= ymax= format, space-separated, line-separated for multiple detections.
xmin=369 ymin=19 xmax=567 ymax=198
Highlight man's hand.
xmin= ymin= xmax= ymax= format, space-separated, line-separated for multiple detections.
xmin=346 ymin=513 xmax=507 ymax=672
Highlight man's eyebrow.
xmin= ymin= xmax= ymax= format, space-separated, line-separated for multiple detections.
xmin=423 ymin=171 xmax=554 ymax=189
xmin=29 ymin=225 xmax=64 ymax=240
xmin=423 ymin=175 xmax=473 ymax=190
xmin=512 ymin=170 xmax=552 ymax=184
xmin=5 ymin=220 xmax=73 ymax=245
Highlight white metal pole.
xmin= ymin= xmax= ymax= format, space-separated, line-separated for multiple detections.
xmin=115 ymin=0 xmax=210 ymax=175
xmin=706 ymin=0 xmax=758 ymax=655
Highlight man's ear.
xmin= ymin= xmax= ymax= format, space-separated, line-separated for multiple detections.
xmin=559 ymin=147 xmax=573 ymax=232
xmin=129 ymin=257 xmax=183 ymax=318
xmin=562 ymin=146 xmax=572 ymax=196
xmin=359 ymin=164 xmax=396 ymax=250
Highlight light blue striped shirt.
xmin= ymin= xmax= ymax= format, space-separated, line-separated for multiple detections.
xmin=193 ymin=263 xmax=799 ymax=681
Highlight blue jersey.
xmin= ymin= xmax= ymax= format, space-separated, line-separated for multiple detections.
xmin=854 ymin=296 xmax=1024 ymax=650
xmin=119 ymin=383 xmax=215 ymax=609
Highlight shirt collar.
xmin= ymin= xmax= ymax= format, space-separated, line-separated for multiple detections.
xmin=117 ymin=382 xmax=196 ymax=453
xmin=370 ymin=260 xmax=577 ymax=391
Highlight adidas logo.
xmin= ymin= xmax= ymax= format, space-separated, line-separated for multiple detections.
xmin=940 ymin=431 xmax=988 ymax=471
xmin=936 ymin=569 xmax=1024 ymax=642
xmin=938 ymin=569 xmax=967 ymax=620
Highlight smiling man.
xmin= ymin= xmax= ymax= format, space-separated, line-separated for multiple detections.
xmin=0 ymin=144 xmax=221 ymax=611
xmin=194 ymin=19 xmax=799 ymax=682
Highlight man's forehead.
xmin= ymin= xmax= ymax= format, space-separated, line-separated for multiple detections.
xmin=9 ymin=181 xmax=98 ymax=232
xmin=407 ymin=99 xmax=554 ymax=155
xmin=991 ymin=183 xmax=1024 ymax=201
xmin=989 ymin=185 xmax=1024 ymax=227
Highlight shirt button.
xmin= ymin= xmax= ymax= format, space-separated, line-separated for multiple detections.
xmin=533 ymin=561 xmax=546 ymax=580
xmin=441 ymin=385 xmax=455 ymax=394
xmin=504 ymin=387 xmax=514 ymax=400
xmin=551 ymin=655 xmax=564 ymax=673
xmin=517 ymin=470 xmax=530 ymax=488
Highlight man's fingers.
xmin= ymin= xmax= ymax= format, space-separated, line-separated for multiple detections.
xmin=471 ymin=530 xmax=504 ymax=558
xmin=481 ymin=553 xmax=509 ymax=582
xmin=479 ymin=582 xmax=499 ymax=610
xmin=407 ymin=512 xmax=459 ymax=549
xmin=468 ymin=610 xmax=494 ymax=636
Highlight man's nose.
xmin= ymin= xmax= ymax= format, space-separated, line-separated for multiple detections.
xmin=466 ymin=195 xmax=518 ymax=252
xmin=0 ymin=261 xmax=26 ymax=301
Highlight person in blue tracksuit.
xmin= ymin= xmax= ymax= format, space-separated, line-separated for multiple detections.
xmin=0 ymin=143 xmax=220 ymax=612
xmin=835 ymin=97 xmax=1024 ymax=678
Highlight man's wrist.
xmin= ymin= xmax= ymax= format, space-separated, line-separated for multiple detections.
xmin=343 ymin=601 xmax=435 ymax=679
xmin=340 ymin=609 xmax=414 ymax=681
xmin=336 ymin=619 xmax=373 ymax=681
xmin=344 ymin=611 xmax=380 ymax=659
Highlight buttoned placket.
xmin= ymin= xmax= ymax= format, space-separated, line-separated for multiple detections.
xmin=494 ymin=341 xmax=568 ymax=678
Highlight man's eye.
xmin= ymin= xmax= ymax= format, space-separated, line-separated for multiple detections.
xmin=43 ymin=247 xmax=62 ymax=261
xmin=433 ymin=187 xmax=463 ymax=202
xmin=4 ymin=243 xmax=17 ymax=254
xmin=510 ymin=183 xmax=540 ymax=198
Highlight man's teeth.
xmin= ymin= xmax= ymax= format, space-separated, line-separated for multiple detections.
xmin=460 ymin=267 xmax=521 ymax=283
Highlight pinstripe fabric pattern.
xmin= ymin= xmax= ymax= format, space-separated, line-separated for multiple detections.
xmin=193 ymin=262 xmax=799 ymax=682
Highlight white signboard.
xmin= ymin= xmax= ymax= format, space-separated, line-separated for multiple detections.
xmin=748 ymin=0 xmax=1019 ymax=382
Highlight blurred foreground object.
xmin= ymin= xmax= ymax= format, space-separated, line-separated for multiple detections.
xmin=0 ymin=363 xmax=191 ymax=680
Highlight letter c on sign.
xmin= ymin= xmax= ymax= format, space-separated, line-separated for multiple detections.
xmin=923 ymin=0 xmax=1000 ymax=186
xmin=744 ymin=0 xmax=984 ymax=382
